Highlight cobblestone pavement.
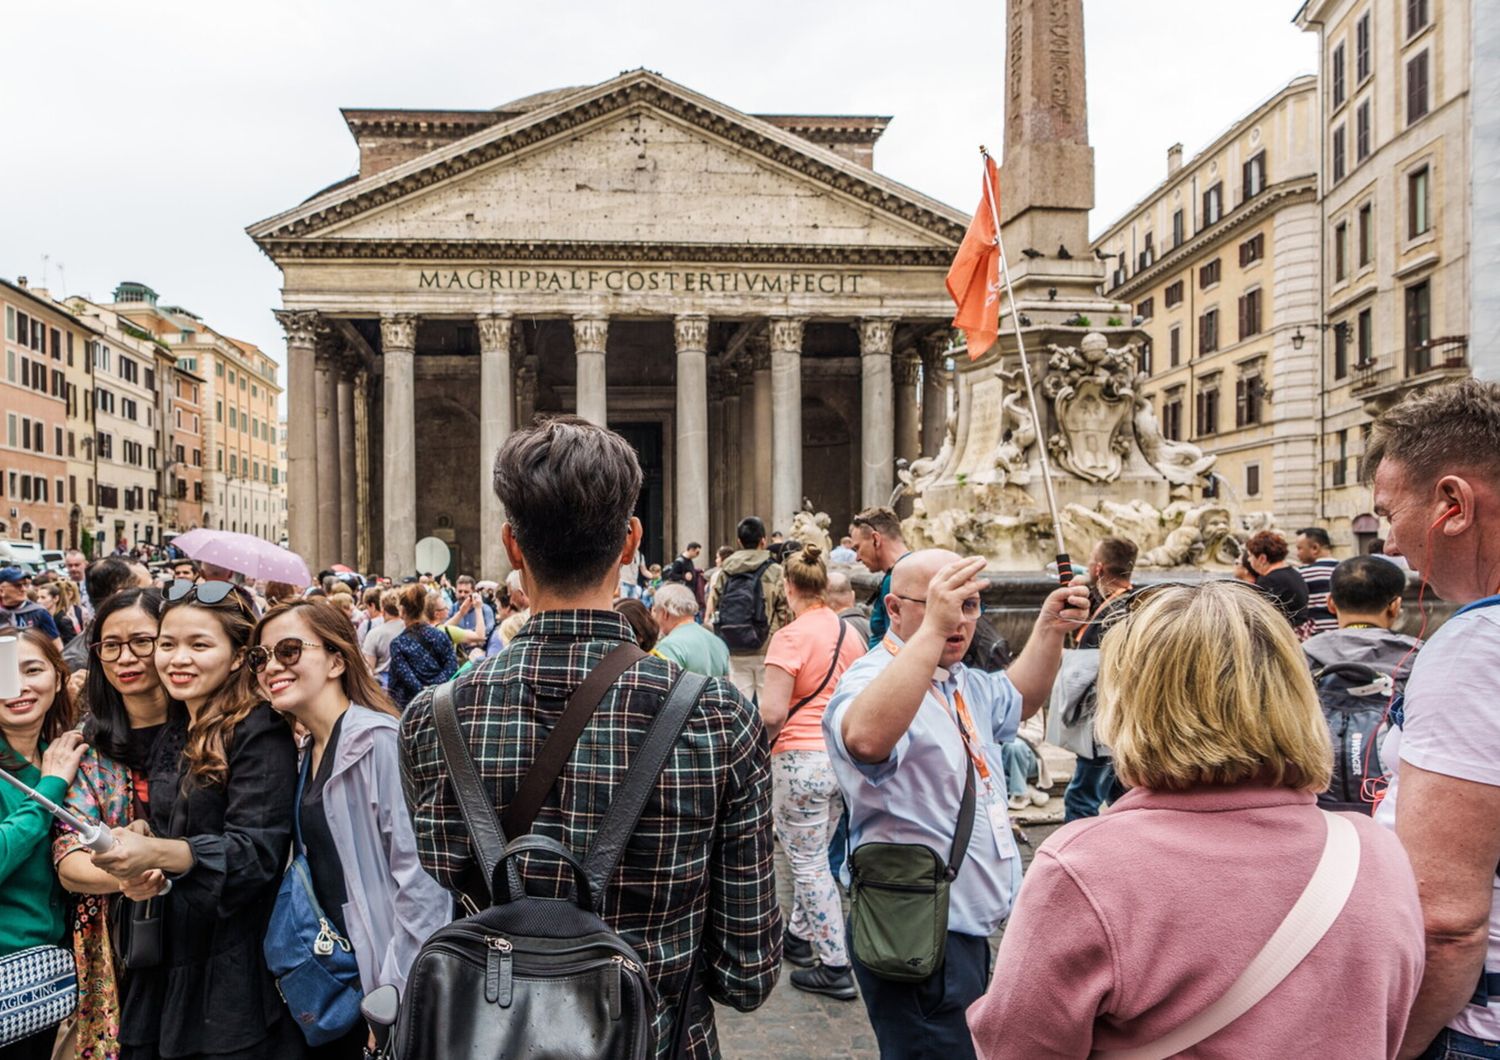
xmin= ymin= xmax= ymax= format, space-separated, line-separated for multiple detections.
xmin=716 ymin=814 xmax=1064 ymax=1059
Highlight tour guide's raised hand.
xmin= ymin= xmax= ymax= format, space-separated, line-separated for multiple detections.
xmin=919 ymin=556 xmax=989 ymax=643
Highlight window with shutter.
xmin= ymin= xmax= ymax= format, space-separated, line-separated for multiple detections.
xmin=1407 ymin=0 xmax=1429 ymax=37
xmin=1356 ymin=101 xmax=1371 ymax=161
xmin=1165 ymin=281 xmax=1184 ymax=308
xmin=1356 ymin=13 xmax=1371 ymax=81
xmin=1170 ymin=326 xmax=1181 ymax=367
xmin=1334 ymin=222 xmax=1348 ymax=281
xmin=1408 ymin=166 xmax=1430 ymax=237
xmin=1334 ymin=322 xmax=1350 ymax=378
xmin=1407 ymin=52 xmax=1430 ymax=124
xmin=1332 ymin=126 xmax=1346 ymax=183
xmin=1332 ymin=42 xmax=1346 ymax=107
xmin=1172 ymin=210 xmax=1185 ymax=247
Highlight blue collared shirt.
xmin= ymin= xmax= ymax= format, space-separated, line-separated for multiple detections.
xmin=453 ymin=601 xmax=494 ymax=635
xmin=823 ymin=634 xmax=1023 ymax=937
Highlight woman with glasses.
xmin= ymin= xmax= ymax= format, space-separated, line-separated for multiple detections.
xmin=967 ymin=581 xmax=1425 ymax=1058
xmin=88 ymin=580 xmax=305 ymax=1060
xmin=386 ymin=585 xmax=457 ymax=711
xmin=52 ymin=588 xmax=185 ymax=1060
xmin=0 ymin=627 xmax=87 ymax=1060
xmin=757 ymin=544 xmax=865 ymax=1002
xmin=250 ymin=600 xmax=449 ymax=1056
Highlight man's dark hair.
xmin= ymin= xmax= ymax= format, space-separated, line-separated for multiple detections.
xmin=684 ymin=542 xmax=701 ymax=552
xmin=1330 ymin=555 xmax=1406 ymax=614
xmin=1366 ymin=537 xmax=1387 ymax=555
xmin=86 ymin=556 xmax=137 ymax=609
xmin=456 ymin=574 xmax=475 ymax=588
xmin=1362 ymin=379 xmax=1500 ymax=483
xmin=1295 ymin=526 xmax=1333 ymax=549
xmin=851 ymin=506 xmax=903 ymax=540
xmin=736 ymin=516 xmax=766 ymax=549
xmin=1094 ymin=536 xmax=1138 ymax=579
xmin=493 ymin=416 xmax=643 ymax=593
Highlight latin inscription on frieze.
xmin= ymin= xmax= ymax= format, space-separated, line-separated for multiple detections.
xmin=416 ymin=268 xmax=863 ymax=295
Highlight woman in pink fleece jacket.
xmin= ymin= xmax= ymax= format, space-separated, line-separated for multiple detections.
xmin=968 ymin=581 xmax=1425 ymax=1059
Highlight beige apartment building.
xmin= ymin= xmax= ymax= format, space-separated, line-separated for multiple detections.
xmin=1093 ymin=77 xmax=1322 ymax=527
xmin=1298 ymin=0 xmax=1472 ymax=546
xmin=164 ymin=363 xmax=206 ymax=532
xmin=113 ymin=283 xmax=285 ymax=541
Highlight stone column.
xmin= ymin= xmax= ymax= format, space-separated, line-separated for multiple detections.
xmin=336 ymin=357 xmax=357 ymax=564
xmin=313 ymin=334 xmax=342 ymax=569
xmin=859 ymin=318 xmax=897 ymax=508
xmin=380 ymin=314 xmax=417 ymax=578
xmin=769 ymin=317 xmax=805 ymax=532
xmin=707 ymin=365 xmax=725 ymax=549
xmin=722 ymin=366 xmax=743 ymax=531
xmin=920 ymin=331 xmax=953 ymax=456
xmin=353 ymin=368 xmax=372 ymax=573
xmin=894 ymin=347 xmax=922 ymax=467
xmin=749 ymin=335 xmax=773 ymax=523
xmin=672 ymin=314 xmax=710 ymax=553
xmin=274 ymin=310 xmax=320 ymax=570
xmin=573 ymin=316 xmax=609 ymax=426
xmin=516 ymin=358 xmax=538 ymax=432
xmin=477 ymin=314 xmax=513 ymax=580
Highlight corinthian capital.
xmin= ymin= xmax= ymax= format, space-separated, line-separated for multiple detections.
xmin=380 ymin=313 xmax=417 ymax=352
xmin=859 ymin=317 xmax=896 ymax=357
xmin=894 ymin=348 xmax=922 ymax=386
xmin=746 ymin=332 xmax=771 ymax=372
xmin=573 ymin=315 xmax=609 ymax=353
xmin=476 ymin=313 xmax=512 ymax=353
xmin=920 ymin=327 xmax=955 ymax=366
xmin=273 ymin=309 xmax=320 ymax=349
xmin=768 ymin=316 xmax=806 ymax=354
xmin=674 ymin=314 xmax=709 ymax=352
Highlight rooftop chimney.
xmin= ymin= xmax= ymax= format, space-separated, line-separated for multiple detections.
xmin=15 ymin=276 xmax=27 ymax=289
xmin=1167 ymin=143 xmax=1184 ymax=177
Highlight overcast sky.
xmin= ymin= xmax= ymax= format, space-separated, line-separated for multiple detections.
xmin=2 ymin=1 xmax=1315 ymax=385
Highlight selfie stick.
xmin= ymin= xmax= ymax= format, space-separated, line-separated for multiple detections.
xmin=0 ymin=767 xmax=115 ymax=853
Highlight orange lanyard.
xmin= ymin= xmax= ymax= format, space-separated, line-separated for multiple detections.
xmin=882 ymin=636 xmax=992 ymax=782
xmin=1073 ymin=585 xmax=1131 ymax=646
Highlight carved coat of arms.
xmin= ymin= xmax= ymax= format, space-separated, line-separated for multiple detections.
xmin=1041 ymin=334 xmax=1138 ymax=484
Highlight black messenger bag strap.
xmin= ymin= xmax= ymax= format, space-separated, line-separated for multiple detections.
xmin=433 ymin=679 xmax=522 ymax=903
xmin=944 ymin=755 xmax=978 ymax=880
xmin=502 ymin=642 xmax=646 ymax=838
xmin=581 ymin=670 xmax=710 ymax=908
xmin=786 ymin=619 xmax=847 ymax=721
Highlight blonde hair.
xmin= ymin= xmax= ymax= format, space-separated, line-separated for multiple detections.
xmin=1095 ymin=581 xmax=1332 ymax=793
xmin=783 ymin=543 xmax=828 ymax=601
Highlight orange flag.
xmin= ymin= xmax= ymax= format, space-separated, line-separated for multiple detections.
xmin=945 ymin=154 xmax=1002 ymax=359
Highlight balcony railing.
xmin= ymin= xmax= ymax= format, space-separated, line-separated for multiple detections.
xmin=1350 ymin=359 xmax=1390 ymax=392
xmin=1407 ymin=335 xmax=1469 ymax=376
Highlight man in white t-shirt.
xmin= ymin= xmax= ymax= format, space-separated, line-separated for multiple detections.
xmin=1367 ymin=380 xmax=1500 ymax=1059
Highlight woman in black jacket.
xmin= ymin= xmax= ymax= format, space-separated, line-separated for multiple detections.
xmin=90 ymin=580 xmax=305 ymax=1060
xmin=386 ymin=584 xmax=457 ymax=710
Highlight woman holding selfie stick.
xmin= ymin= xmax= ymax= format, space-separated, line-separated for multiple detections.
xmin=88 ymin=581 xmax=304 ymax=1060
xmin=0 ymin=627 xmax=86 ymax=1060
xmin=53 ymin=587 xmax=187 ymax=1060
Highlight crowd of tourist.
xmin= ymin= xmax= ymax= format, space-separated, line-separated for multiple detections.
xmin=0 ymin=380 xmax=1494 ymax=1059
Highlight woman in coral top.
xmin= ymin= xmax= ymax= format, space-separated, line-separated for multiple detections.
xmin=760 ymin=543 xmax=866 ymax=1002
xmin=967 ymin=581 xmax=1425 ymax=1059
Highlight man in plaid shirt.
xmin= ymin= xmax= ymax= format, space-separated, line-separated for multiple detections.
xmin=401 ymin=416 xmax=781 ymax=1057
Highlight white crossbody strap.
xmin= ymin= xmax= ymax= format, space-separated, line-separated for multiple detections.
xmin=1105 ymin=811 xmax=1361 ymax=1060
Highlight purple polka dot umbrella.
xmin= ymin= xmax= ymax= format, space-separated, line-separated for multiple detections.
xmin=171 ymin=529 xmax=312 ymax=586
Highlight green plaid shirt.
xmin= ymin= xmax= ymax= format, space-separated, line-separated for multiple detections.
xmin=400 ymin=609 xmax=781 ymax=1057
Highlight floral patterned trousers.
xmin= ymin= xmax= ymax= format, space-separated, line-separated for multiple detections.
xmin=772 ymin=749 xmax=848 ymax=967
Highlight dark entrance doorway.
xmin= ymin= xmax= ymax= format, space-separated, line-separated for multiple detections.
xmin=613 ymin=422 xmax=665 ymax=567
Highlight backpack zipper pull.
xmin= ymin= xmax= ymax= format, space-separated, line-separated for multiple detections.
xmin=486 ymin=937 xmax=513 ymax=1007
xmin=606 ymin=955 xmax=624 ymax=1020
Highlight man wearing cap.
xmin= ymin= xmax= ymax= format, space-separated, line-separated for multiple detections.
xmin=0 ymin=567 xmax=62 ymax=649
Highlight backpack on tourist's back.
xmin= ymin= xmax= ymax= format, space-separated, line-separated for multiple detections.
xmin=1312 ymin=661 xmax=1395 ymax=814
xmin=374 ymin=646 xmax=706 ymax=1060
xmin=714 ymin=558 xmax=773 ymax=652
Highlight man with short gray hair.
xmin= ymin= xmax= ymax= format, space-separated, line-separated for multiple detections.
xmin=1365 ymin=380 xmax=1500 ymax=1058
xmin=827 ymin=570 xmax=870 ymax=646
xmin=654 ymin=583 xmax=730 ymax=677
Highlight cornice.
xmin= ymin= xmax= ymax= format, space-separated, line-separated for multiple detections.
xmin=250 ymin=73 xmax=965 ymax=248
xmin=1104 ymin=179 xmax=1317 ymax=301
xmin=254 ymin=238 xmax=957 ymax=268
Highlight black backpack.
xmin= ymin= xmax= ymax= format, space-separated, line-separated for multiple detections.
xmin=387 ymin=646 xmax=707 ymax=1060
xmin=715 ymin=559 xmax=773 ymax=652
xmin=1312 ymin=661 xmax=1396 ymax=814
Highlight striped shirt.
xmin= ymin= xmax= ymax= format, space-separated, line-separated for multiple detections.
xmin=1299 ymin=557 xmax=1340 ymax=634
xmin=400 ymin=608 xmax=780 ymax=1058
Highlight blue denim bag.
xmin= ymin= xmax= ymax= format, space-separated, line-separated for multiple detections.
xmin=263 ymin=752 xmax=362 ymax=1046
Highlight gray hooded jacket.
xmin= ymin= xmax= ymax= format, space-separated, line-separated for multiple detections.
xmin=1302 ymin=627 xmax=1422 ymax=682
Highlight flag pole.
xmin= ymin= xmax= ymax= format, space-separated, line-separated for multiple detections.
xmin=979 ymin=146 xmax=1073 ymax=583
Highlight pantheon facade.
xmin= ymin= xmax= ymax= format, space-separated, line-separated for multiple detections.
xmin=250 ymin=70 xmax=967 ymax=579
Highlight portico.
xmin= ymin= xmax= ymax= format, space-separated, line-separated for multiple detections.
xmin=250 ymin=71 xmax=965 ymax=578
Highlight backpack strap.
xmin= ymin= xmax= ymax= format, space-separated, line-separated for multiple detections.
xmin=502 ymin=642 xmax=645 ymax=838
xmin=785 ymin=619 xmax=847 ymax=721
xmin=433 ymin=679 xmax=523 ymax=904
xmin=581 ymin=670 xmax=710 ymax=909
xmin=945 ymin=754 xmax=977 ymax=880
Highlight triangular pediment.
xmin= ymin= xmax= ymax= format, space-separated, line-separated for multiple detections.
xmin=248 ymin=71 xmax=967 ymax=257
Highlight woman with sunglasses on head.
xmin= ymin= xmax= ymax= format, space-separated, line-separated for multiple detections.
xmin=385 ymin=585 xmax=457 ymax=711
xmin=88 ymin=580 xmax=304 ymax=1060
xmin=251 ymin=600 xmax=449 ymax=1057
xmin=0 ymin=627 xmax=87 ymax=1060
xmin=968 ymin=581 xmax=1425 ymax=1058
xmin=51 ymin=588 xmax=186 ymax=1060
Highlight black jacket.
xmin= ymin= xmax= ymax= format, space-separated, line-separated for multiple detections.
xmin=120 ymin=703 xmax=302 ymax=1057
